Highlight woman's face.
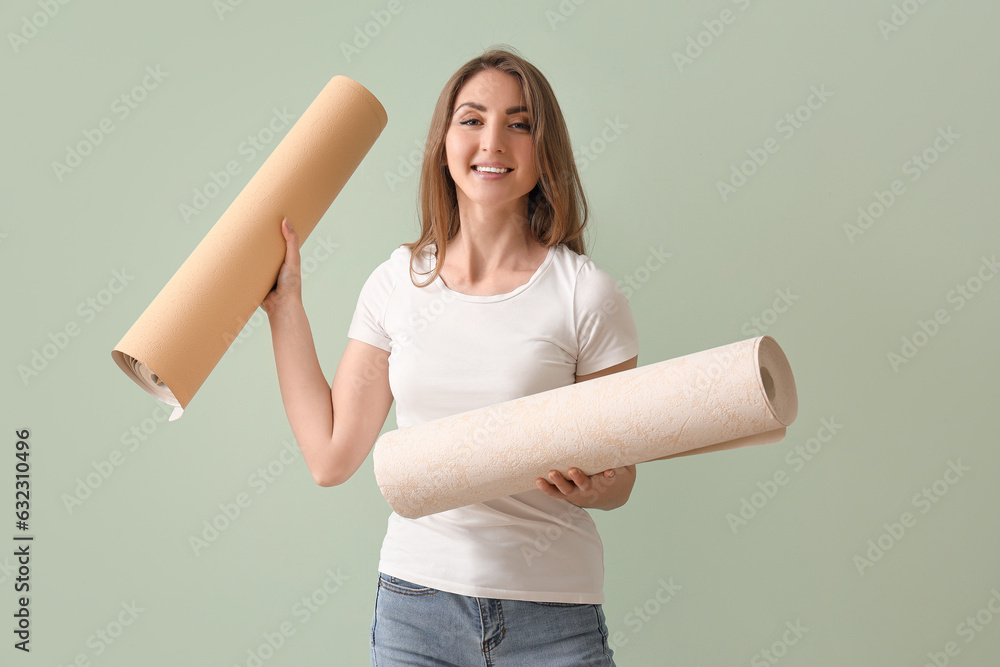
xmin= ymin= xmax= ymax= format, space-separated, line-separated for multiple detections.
xmin=444 ymin=69 xmax=539 ymax=214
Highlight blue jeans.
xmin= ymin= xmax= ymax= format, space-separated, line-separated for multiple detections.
xmin=370 ymin=573 xmax=616 ymax=666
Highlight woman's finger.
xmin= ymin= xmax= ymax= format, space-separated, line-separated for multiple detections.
xmin=547 ymin=470 xmax=575 ymax=496
xmin=535 ymin=477 xmax=559 ymax=497
xmin=281 ymin=218 xmax=301 ymax=266
xmin=568 ymin=468 xmax=593 ymax=493
xmin=262 ymin=218 xmax=303 ymax=315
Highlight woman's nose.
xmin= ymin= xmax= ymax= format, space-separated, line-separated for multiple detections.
xmin=480 ymin=122 xmax=506 ymax=153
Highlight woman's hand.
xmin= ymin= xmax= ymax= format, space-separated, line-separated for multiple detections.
xmin=535 ymin=465 xmax=636 ymax=511
xmin=261 ymin=217 xmax=302 ymax=319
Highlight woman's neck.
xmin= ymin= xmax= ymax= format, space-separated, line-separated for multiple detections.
xmin=443 ymin=197 xmax=545 ymax=284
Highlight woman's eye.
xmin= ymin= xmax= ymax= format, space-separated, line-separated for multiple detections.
xmin=458 ymin=119 xmax=530 ymax=130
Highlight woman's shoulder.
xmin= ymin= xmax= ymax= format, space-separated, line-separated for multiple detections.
xmin=391 ymin=242 xmax=437 ymax=264
xmin=369 ymin=242 xmax=440 ymax=289
xmin=549 ymin=243 xmax=608 ymax=281
xmin=356 ymin=244 xmax=411 ymax=293
xmin=549 ymin=242 xmax=588 ymax=269
xmin=371 ymin=243 xmax=424 ymax=272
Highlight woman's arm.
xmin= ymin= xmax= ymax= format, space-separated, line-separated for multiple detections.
xmin=263 ymin=218 xmax=394 ymax=487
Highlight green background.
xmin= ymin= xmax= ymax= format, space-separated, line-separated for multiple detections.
xmin=2 ymin=1 xmax=998 ymax=665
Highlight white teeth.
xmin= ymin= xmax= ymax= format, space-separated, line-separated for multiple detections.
xmin=475 ymin=166 xmax=511 ymax=173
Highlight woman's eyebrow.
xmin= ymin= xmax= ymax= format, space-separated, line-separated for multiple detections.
xmin=453 ymin=102 xmax=529 ymax=116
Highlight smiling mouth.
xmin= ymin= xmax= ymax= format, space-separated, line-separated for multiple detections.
xmin=473 ymin=166 xmax=513 ymax=174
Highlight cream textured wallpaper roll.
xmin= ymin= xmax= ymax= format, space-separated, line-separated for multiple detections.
xmin=373 ymin=335 xmax=798 ymax=518
xmin=111 ymin=76 xmax=387 ymax=419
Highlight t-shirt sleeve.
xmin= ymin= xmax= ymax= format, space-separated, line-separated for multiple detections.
xmin=346 ymin=257 xmax=396 ymax=352
xmin=574 ymin=258 xmax=640 ymax=376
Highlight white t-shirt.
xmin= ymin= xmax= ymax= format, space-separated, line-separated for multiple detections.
xmin=347 ymin=241 xmax=639 ymax=603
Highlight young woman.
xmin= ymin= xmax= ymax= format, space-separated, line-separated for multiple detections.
xmin=263 ymin=46 xmax=639 ymax=666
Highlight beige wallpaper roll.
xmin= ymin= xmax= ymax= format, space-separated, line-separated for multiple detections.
xmin=373 ymin=335 xmax=798 ymax=519
xmin=111 ymin=76 xmax=387 ymax=420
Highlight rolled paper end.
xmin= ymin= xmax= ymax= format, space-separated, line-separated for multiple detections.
xmin=756 ymin=335 xmax=798 ymax=426
xmin=334 ymin=75 xmax=388 ymax=132
xmin=111 ymin=349 xmax=185 ymax=418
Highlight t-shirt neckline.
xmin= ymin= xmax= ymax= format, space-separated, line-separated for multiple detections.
xmin=427 ymin=243 xmax=556 ymax=303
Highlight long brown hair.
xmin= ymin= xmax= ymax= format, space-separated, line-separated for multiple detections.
xmin=402 ymin=45 xmax=589 ymax=287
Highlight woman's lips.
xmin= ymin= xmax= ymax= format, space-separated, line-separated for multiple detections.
xmin=472 ymin=165 xmax=513 ymax=178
